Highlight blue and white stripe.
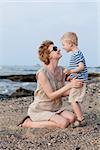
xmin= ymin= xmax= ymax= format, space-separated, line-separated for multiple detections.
xmin=68 ymin=50 xmax=88 ymax=81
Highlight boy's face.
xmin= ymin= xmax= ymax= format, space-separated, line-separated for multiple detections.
xmin=61 ymin=40 xmax=72 ymax=52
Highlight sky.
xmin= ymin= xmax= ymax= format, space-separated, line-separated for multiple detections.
xmin=0 ymin=0 xmax=100 ymax=67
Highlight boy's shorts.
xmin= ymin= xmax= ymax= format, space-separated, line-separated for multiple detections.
xmin=68 ymin=83 xmax=86 ymax=103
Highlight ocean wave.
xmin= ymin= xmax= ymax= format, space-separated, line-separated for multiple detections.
xmin=0 ymin=79 xmax=36 ymax=95
xmin=1 ymin=89 xmax=8 ymax=94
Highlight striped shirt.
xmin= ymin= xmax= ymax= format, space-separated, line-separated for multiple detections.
xmin=68 ymin=49 xmax=88 ymax=81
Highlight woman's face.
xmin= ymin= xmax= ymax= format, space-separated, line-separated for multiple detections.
xmin=48 ymin=44 xmax=62 ymax=60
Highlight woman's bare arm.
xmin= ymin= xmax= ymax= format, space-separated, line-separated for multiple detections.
xmin=37 ymin=71 xmax=83 ymax=100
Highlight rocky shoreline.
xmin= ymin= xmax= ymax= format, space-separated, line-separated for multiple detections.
xmin=0 ymin=72 xmax=100 ymax=82
xmin=0 ymin=73 xmax=100 ymax=99
xmin=0 ymin=74 xmax=37 ymax=82
xmin=0 ymin=76 xmax=100 ymax=150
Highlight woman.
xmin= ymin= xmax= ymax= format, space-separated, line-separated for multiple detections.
xmin=18 ymin=40 xmax=83 ymax=129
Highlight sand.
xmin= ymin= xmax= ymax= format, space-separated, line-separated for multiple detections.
xmin=0 ymin=81 xmax=100 ymax=150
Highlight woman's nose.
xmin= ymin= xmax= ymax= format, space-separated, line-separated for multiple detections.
xmin=58 ymin=48 xmax=61 ymax=52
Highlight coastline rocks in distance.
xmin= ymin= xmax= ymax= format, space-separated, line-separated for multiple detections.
xmin=88 ymin=72 xmax=100 ymax=80
xmin=0 ymin=73 xmax=100 ymax=82
xmin=0 ymin=74 xmax=37 ymax=82
xmin=9 ymin=87 xmax=34 ymax=98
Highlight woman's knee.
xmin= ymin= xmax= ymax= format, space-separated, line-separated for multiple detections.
xmin=61 ymin=110 xmax=76 ymax=123
xmin=69 ymin=114 xmax=76 ymax=123
xmin=58 ymin=119 xmax=69 ymax=129
xmin=50 ymin=114 xmax=69 ymax=129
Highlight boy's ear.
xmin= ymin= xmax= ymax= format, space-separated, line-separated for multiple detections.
xmin=70 ymin=42 xmax=74 ymax=47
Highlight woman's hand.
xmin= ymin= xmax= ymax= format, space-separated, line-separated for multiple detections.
xmin=70 ymin=78 xmax=83 ymax=88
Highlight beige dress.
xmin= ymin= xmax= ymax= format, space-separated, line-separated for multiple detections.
xmin=28 ymin=66 xmax=66 ymax=122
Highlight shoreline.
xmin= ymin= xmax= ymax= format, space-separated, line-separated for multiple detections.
xmin=0 ymin=72 xmax=100 ymax=82
xmin=0 ymin=73 xmax=100 ymax=100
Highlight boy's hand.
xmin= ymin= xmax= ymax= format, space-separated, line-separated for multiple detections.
xmin=66 ymin=75 xmax=71 ymax=81
xmin=63 ymin=68 xmax=71 ymax=75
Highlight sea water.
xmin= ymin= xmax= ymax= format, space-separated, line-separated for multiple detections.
xmin=0 ymin=65 xmax=40 ymax=95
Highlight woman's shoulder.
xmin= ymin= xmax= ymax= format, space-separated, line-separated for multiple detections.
xmin=36 ymin=67 xmax=47 ymax=78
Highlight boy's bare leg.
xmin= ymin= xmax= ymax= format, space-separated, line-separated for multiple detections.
xmin=71 ymin=101 xmax=84 ymax=121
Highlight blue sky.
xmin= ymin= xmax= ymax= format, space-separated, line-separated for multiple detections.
xmin=0 ymin=0 xmax=100 ymax=67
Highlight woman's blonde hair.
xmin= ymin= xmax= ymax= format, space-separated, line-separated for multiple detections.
xmin=61 ymin=32 xmax=78 ymax=46
xmin=38 ymin=40 xmax=54 ymax=65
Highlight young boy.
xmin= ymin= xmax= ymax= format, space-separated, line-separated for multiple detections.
xmin=61 ymin=32 xmax=88 ymax=127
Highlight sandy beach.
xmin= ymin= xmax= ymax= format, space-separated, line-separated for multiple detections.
xmin=0 ymin=80 xmax=100 ymax=150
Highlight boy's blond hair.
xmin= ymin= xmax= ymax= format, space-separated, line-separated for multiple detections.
xmin=61 ymin=32 xmax=78 ymax=46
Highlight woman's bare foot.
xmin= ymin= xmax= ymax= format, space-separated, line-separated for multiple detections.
xmin=18 ymin=116 xmax=31 ymax=128
xmin=21 ymin=118 xmax=32 ymax=128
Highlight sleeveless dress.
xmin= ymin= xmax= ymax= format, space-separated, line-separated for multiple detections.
xmin=28 ymin=66 xmax=66 ymax=121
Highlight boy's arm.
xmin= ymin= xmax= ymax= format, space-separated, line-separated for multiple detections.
xmin=63 ymin=62 xmax=84 ymax=75
xmin=70 ymin=62 xmax=84 ymax=74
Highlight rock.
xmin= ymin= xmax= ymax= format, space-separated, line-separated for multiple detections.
xmin=0 ymin=73 xmax=100 ymax=82
xmin=0 ymin=74 xmax=37 ymax=82
xmin=88 ymin=73 xmax=100 ymax=80
xmin=76 ymin=147 xmax=80 ymax=150
xmin=9 ymin=87 xmax=34 ymax=98
xmin=0 ymin=94 xmax=9 ymax=100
